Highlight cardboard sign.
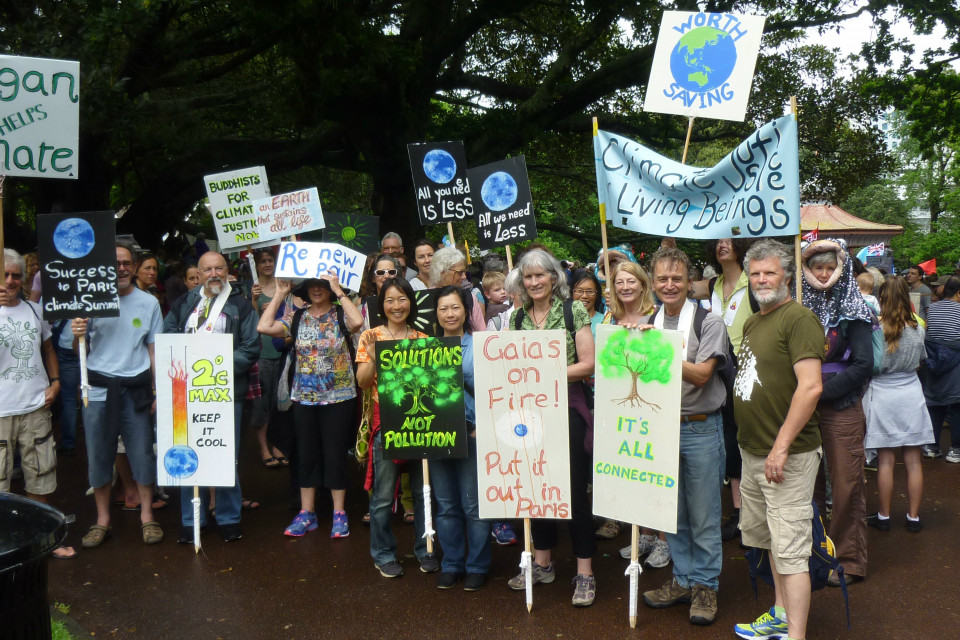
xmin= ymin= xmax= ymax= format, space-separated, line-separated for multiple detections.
xmin=253 ymin=187 xmax=324 ymax=243
xmin=155 ymin=334 xmax=236 ymax=487
xmin=376 ymin=336 xmax=466 ymax=459
xmin=474 ymin=330 xmax=571 ymax=520
xmin=204 ymin=166 xmax=271 ymax=250
xmin=592 ymin=325 xmax=682 ymax=532
xmin=469 ymin=156 xmax=537 ymax=250
xmin=322 ymin=212 xmax=380 ymax=254
xmin=364 ymin=287 xmax=438 ymax=336
xmin=594 ymin=115 xmax=799 ymax=239
xmin=643 ymin=11 xmax=766 ymax=122
xmin=0 ymin=55 xmax=80 ymax=179
xmin=275 ymin=240 xmax=365 ymax=291
xmin=36 ymin=211 xmax=119 ymax=321
xmin=407 ymin=141 xmax=474 ymax=225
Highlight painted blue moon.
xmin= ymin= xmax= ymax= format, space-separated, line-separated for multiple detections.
xmin=163 ymin=445 xmax=199 ymax=479
xmin=481 ymin=172 xmax=518 ymax=212
xmin=423 ymin=149 xmax=457 ymax=184
xmin=514 ymin=423 xmax=528 ymax=437
xmin=53 ymin=218 xmax=95 ymax=259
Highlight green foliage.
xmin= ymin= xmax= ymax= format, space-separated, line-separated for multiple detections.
xmin=840 ymin=182 xmax=913 ymax=228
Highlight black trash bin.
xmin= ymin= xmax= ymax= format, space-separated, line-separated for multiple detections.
xmin=0 ymin=493 xmax=68 ymax=640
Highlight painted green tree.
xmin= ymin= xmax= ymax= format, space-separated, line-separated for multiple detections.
xmin=378 ymin=338 xmax=462 ymax=415
xmin=598 ymin=329 xmax=674 ymax=411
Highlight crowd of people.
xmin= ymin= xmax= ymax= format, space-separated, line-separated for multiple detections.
xmin=4 ymin=228 xmax=959 ymax=640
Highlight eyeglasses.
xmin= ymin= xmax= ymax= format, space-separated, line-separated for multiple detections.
xmin=572 ymin=288 xmax=597 ymax=296
xmin=4 ymin=272 xmax=23 ymax=280
xmin=375 ymin=269 xmax=399 ymax=277
xmin=447 ymin=268 xmax=466 ymax=277
xmin=117 ymin=260 xmax=135 ymax=268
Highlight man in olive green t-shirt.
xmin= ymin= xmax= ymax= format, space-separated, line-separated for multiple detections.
xmin=732 ymin=240 xmax=823 ymax=640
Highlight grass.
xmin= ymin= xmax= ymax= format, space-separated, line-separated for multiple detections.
xmin=51 ymin=619 xmax=74 ymax=640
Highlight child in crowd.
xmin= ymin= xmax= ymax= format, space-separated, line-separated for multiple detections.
xmin=858 ymin=271 xmax=880 ymax=315
xmin=482 ymin=271 xmax=510 ymax=323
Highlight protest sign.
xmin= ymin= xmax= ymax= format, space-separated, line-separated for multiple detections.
xmin=469 ymin=156 xmax=537 ymax=250
xmin=322 ymin=212 xmax=380 ymax=254
xmin=474 ymin=330 xmax=571 ymax=520
xmin=275 ymin=240 xmax=365 ymax=291
xmin=407 ymin=141 xmax=474 ymax=225
xmin=376 ymin=336 xmax=466 ymax=459
xmin=155 ymin=334 xmax=236 ymax=487
xmin=0 ymin=55 xmax=79 ymax=179
xmin=253 ymin=187 xmax=324 ymax=243
xmin=37 ymin=211 xmax=119 ymax=321
xmin=364 ymin=287 xmax=438 ymax=336
xmin=204 ymin=166 xmax=271 ymax=250
xmin=592 ymin=325 xmax=682 ymax=532
xmin=643 ymin=12 xmax=766 ymax=122
xmin=594 ymin=115 xmax=799 ymax=239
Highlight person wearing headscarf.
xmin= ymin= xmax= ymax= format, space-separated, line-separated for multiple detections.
xmin=594 ymin=244 xmax=638 ymax=287
xmin=800 ymin=238 xmax=873 ymax=585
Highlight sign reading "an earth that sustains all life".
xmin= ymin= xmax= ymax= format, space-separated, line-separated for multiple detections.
xmin=468 ymin=155 xmax=537 ymax=250
xmin=643 ymin=11 xmax=766 ymax=122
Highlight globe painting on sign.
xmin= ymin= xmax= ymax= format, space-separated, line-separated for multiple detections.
xmin=53 ymin=217 xmax=96 ymax=259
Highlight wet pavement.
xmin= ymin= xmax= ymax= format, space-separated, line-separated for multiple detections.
xmin=31 ymin=421 xmax=960 ymax=640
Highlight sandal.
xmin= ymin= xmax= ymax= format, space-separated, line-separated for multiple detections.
xmin=242 ymin=499 xmax=261 ymax=511
xmin=277 ymin=456 xmax=290 ymax=467
xmin=403 ymin=511 xmax=415 ymax=524
xmin=262 ymin=456 xmax=281 ymax=468
xmin=81 ymin=524 xmax=111 ymax=549
xmin=52 ymin=545 xmax=77 ymax=559
xmin=141 ymin=521 xmax=164 ymax=545
xmin=362 ymin=512 xmax=371 ymax=525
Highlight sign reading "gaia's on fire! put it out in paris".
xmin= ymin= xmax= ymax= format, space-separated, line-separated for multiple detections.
xmin=643 ymin=12 xmax=766 ymax=122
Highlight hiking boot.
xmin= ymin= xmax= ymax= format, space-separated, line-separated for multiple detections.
xmin=721 ymin=509 xmax=740 ymax=541
xmin=923 ymin=445 xmax=943 ymax=459
xmin=507 ymin=561 xmax=555 ymax=590
xmin=734 ymin=607 xmax=788 ymax=639
xmin=947 ymin=448 xmax=960 ymax=463
xmin=689 ymin=584 xmax=718 ymax=625
xmin=620 ymin=533 xmax=657 ymax=559
xmin=491 ymin=522 xmax=517 ymax=545
xmin=284 ymin=510 xmax=318 ymax=537
xmin=644 ymin=539 xmax=671 ymax=568
xmin=643 ymin=577 xmax=690 ymax=608
xmin=571 ymin=574 xmax=596 ymax=607
xmin=867 ymin=512 xmax=891 ymax=531
xmin=330 ymin=510 xmax=349 ymax=538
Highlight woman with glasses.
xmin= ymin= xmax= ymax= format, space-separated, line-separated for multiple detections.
xmin=570 ymin=269 xmax=605 ymax=338
xmin=360 ymin=254 xmax=403 ymax=331
xmin=430 ymin=246 xmax=485 ymax=331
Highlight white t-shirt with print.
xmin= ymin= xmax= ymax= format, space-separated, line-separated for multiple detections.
xmin=0 ymin=300 xmax=52 ymax=417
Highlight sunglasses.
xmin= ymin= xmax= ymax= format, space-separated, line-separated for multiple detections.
xmin=375 ymin=269 xmax=399 ymax=277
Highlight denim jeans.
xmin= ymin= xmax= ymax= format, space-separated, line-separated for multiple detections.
xmin=665 ymin=412 xmax=724 ymax=590
xmin=369 ymin=431 xmax=426 ymax=566
xmin=928 ymin=403 xmax=960 ymax=450
xmin=57 ymin=352 xmax=80 ymax=449
xmin=430 ymin=435 xmax=491 ymax=574
xmin=180 ymin=400 xmax=244 ymax=526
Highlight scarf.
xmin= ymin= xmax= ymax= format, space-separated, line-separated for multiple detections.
xmin=801 ymin=238 xmax=872 ymax=331
xmin=186 ymin=281 xmax=231 ymax=334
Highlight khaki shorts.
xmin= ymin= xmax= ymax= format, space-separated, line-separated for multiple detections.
xmin=0 ymin=406 xmax=57 ymax=495
xmin=739 ymin=447 xmax=821 ymax=575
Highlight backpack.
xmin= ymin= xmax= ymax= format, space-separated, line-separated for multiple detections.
xmin=649 ymin=304 xmax=736 ymax=394
xmin=514 ymin=299 xmax=593 ymax=409
xmin=745 ymin=501 xmax=850 ymax=627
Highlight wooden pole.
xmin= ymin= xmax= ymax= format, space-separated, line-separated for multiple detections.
xmin=680 ymin=116 xmax=695 ymax=165
xmin=422 ymin=459 xmax=433 ymax=554
xmin=0 ymin=176 xmax=5 ymax=267
xmin=524 ymin=517 xmax=533 ymax=612
xmin=593 ymin=118 xmax=612 ymax=294
xmin=464 ymin=239 xmax=471 ymax=265
xmin=791 ymin=96 xmax=802 ymax=303
xmin=505 ymin=245 xmax=514 ymax=271
xmin=630 ymin=524 xmax=640 ymax=628
xmin=193 ymin=485 xmax=201 ymax=553
xmin=447 ymin=221 xmax=456 ymax=247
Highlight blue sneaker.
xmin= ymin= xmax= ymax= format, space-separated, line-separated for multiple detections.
xmin=734 ymin=607 xmax=788 ymax=639
xmin=491 ymin=522 xmax=517 ymax=545
xmin=284 ymin=510 xmax=318 ymax=537
xmin=331 ymin=510 xmax=350 ymax=538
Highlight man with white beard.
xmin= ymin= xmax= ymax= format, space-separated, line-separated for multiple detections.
xmin=732 ymin=240 xmax=824 ymax=640
xmin=164 ymin=251 xmax=260 ymax=543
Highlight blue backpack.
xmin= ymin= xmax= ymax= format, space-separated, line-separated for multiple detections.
xmin=745 ymin=501 xmax=850 ymax=627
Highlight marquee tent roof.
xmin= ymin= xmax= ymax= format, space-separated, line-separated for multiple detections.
xmin=800 ymin=204 xmax=903 ymax=247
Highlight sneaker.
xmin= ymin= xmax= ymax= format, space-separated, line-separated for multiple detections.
xmin=463 ymin=573 xmax=487 ymax=591
xmin=330 ymin=511 xmax=350 ymax=538
xmin=284 ymin=510 xmax=319 ymax=537
xmin=689 ymin=584 xmax=718 ymax=625
xmin=437 ymin=572 xmax=460 ymax=589
xmin=595 ymin=519 xmax=621 ymax=540
xmin=867 ymin=512 xmax=891 ymax=531
xmin=947 ymin=448 xmax=960 ymax=463
xmin=645 ymin=539 xmax=671 ymax=568
xmin=376 ymin=561 xmax=404 ymax=578
xmin=906 ymin=516 xmax=923 ymax=533
xmin=571 ymin=574 xmax=596 ymax=607
xmin=721 ymin=509 xmax=740 ymax=541
xmin=507 ymin=561 xmax=555 ymax=590
xmin=419 ymin=554 xmax=440 ymax=573
xmin=491 ymin=522 xmax=517 ymax=545
xmin=643 ymin=577 xmax=690 ymax=608
xmin=923 ymin=445 xmax=943 ymax=459
xmin=734 ymin=607 xmax=788 ymax=639
xmin=620 ymin=533 xmax=657 ymax=559
xmin=220 ymin=523 xmax=243 ymax=542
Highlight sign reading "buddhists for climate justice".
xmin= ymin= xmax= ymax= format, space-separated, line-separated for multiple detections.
xmin=643 ymin=11 xmax=766 ymax=122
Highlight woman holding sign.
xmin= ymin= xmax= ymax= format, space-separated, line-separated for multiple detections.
xmin=257 ymin=273 xmax=363 ymax=539
xmin=430 ymin=285 xmax=492 ymax=591
xmin=355 ymin=278 xmax=438 ymax=578
xmin=505 ymin=249 xmax=597 ymax=607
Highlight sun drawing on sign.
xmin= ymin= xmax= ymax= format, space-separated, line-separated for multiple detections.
xmin=326 ymin=213 xmax=376 ymax=250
